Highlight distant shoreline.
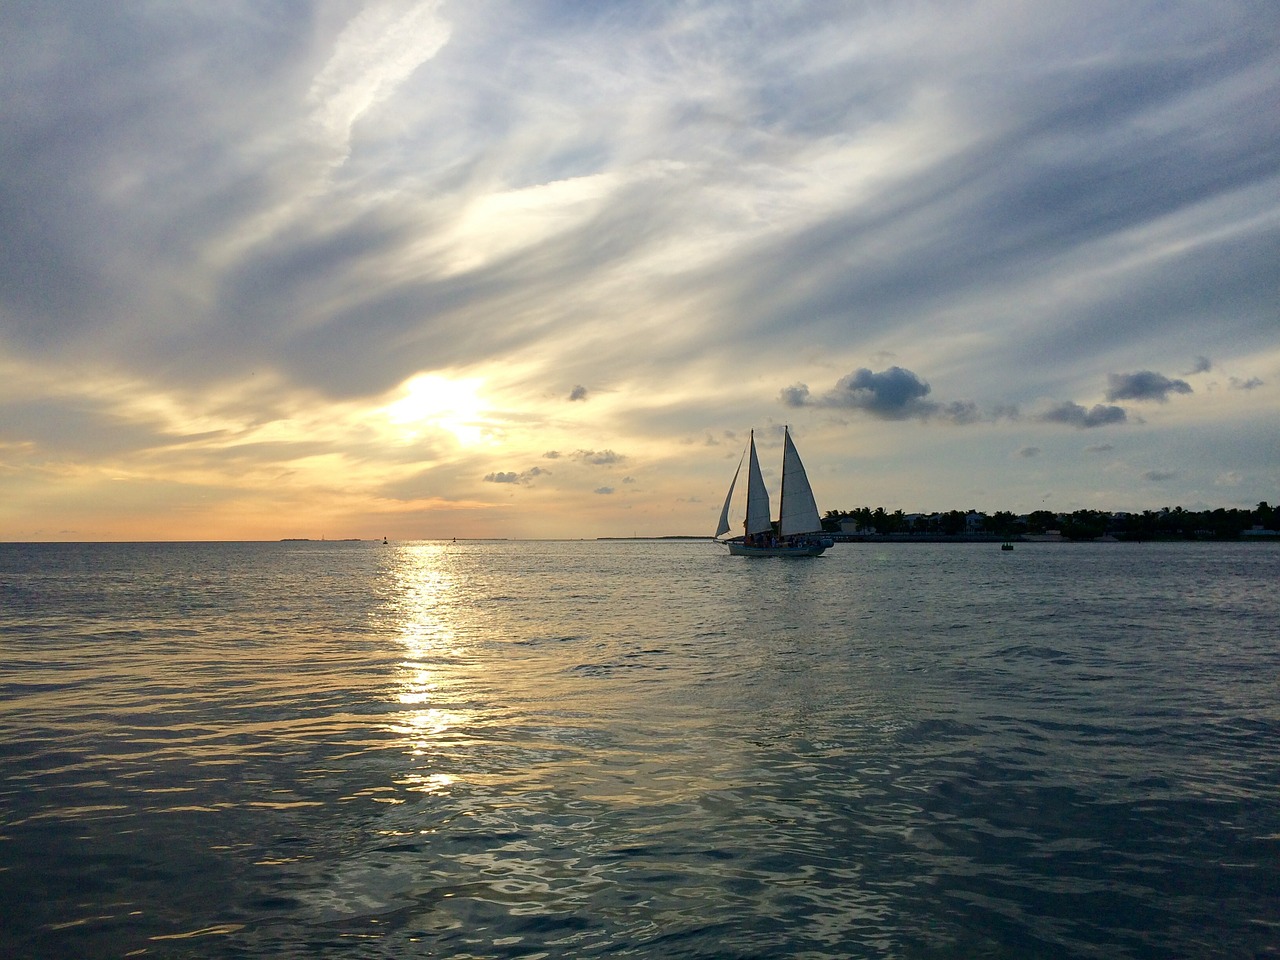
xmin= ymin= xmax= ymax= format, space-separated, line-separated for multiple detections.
xmin=602 ymin=533 xmax=1280 ymax=543
xmin=4 ymin=534 xmax=1276 ymax=545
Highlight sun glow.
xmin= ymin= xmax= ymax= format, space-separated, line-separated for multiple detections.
xmin=382 ymin=373 xmax=488 ymax=446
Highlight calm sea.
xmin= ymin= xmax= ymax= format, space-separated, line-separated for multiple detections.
xmin=1 ymin=539 xmax=1277 ymax=959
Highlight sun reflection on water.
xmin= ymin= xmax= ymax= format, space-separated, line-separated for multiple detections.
xmin=380 ymin=543 xmax=471 ymax=790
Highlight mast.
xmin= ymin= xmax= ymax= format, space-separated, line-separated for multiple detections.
xmin=778 ymin=425 xmax=789 ymax=534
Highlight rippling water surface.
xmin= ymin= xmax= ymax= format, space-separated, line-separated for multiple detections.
xmin=1 ymin=539 xmax=1277 ymax=958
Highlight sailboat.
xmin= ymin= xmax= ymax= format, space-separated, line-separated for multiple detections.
xmin=714 ymin=427 xmax=835 ymax=557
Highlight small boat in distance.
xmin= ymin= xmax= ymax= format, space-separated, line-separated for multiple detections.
xmin=715 ymin=427 xmax=835 ymax=557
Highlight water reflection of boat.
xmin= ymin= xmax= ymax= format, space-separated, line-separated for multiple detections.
xmin=715 ymin=427 xmax=834 ymax=557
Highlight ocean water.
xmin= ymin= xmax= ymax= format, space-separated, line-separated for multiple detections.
xmin=0 ymin=539 xmax=1277 ymax=959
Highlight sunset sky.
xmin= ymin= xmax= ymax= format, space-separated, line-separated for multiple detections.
xmin=2 ymin=1 xmax=1277 ymax=541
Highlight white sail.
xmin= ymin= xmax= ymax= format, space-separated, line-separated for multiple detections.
xmin=714 ymin=450 xmax=744 ymax=538
xmin=715 ymin=426 xmax=832 ymax=555
xmin=779 ymin=427 xmax=823 ymax=536
xmin=744 ymin=431 xmax=773 ymax=536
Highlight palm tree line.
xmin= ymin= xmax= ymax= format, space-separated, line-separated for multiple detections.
xmin=821 ymin=502 xmax=1279 ymax=540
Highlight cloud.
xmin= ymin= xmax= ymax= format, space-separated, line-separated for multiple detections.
xmin=779 ymin=383 xmax=811 ymax=407
xmin=1085 ymin=443 xmax=1115 ymax=453
xmin=308 ymin=0 xmax=452 ymax=164
xmin=1229 ymin=376 xmax=1263 ymax=391
xmin=1105 ymin=371 xmax=1192 ymax=403
xmin=572 ymin=449 xmax=625 ymax=465
xmin=1017 ymin=446 xmax=1041 ymax=458
xmin=483 ymin=466 xmax=545 ymax=484
xmin=1036 ymin=401 xmax=1128 ymax=428
xmin=1 ymin=3 xmax=1277 ymax=537
xmin=593 ymin=486 xmax=615 ymax=495
xmin=783 ymin=366 xmax=941 ymax=420
xmin=1186 ymin=357 xmax=1212 ymax=375
xmin=828 ymin=367 xmax=933 ymax=418
xmin=783 ymin=367 xmax=1007 ymax=424
xmin=781 ymin=368 xmax=930 ymax=415
xmin=1143 ymin=470 xmax=1177 ymax=482
xmin=938 ymin=400 xmax=982 ymax=425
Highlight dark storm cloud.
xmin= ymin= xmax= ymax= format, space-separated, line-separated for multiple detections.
xmin=1105 ymin=371 xmax=1193 ymax=403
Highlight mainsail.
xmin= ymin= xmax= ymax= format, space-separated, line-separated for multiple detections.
xmin=778 ymin=426 xmax=822 ymax=535
xmin=744 ymin=431 xmax=773 ymax=536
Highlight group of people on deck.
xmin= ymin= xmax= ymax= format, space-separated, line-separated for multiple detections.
xmin=743 ymin=532 xmax=810 ymax=549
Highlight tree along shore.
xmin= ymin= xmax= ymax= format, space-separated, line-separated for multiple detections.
xmin=821 ymin=502 xmax=1279 ymax=541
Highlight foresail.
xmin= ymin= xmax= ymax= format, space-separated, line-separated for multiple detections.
xmin=714 ymin=451 xmax=744 ymax=538
xmin=779 ymin=428 xmax=823 ymax=535
xmin=745 ymin=432 xmax=773 ymax=536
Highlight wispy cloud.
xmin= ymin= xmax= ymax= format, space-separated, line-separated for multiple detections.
xmin=308 ymin=0 xmax=452 ymax=165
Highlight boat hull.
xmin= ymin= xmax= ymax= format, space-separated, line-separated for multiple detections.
xmin=726 ymin=538 xmax=832 ymax=557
